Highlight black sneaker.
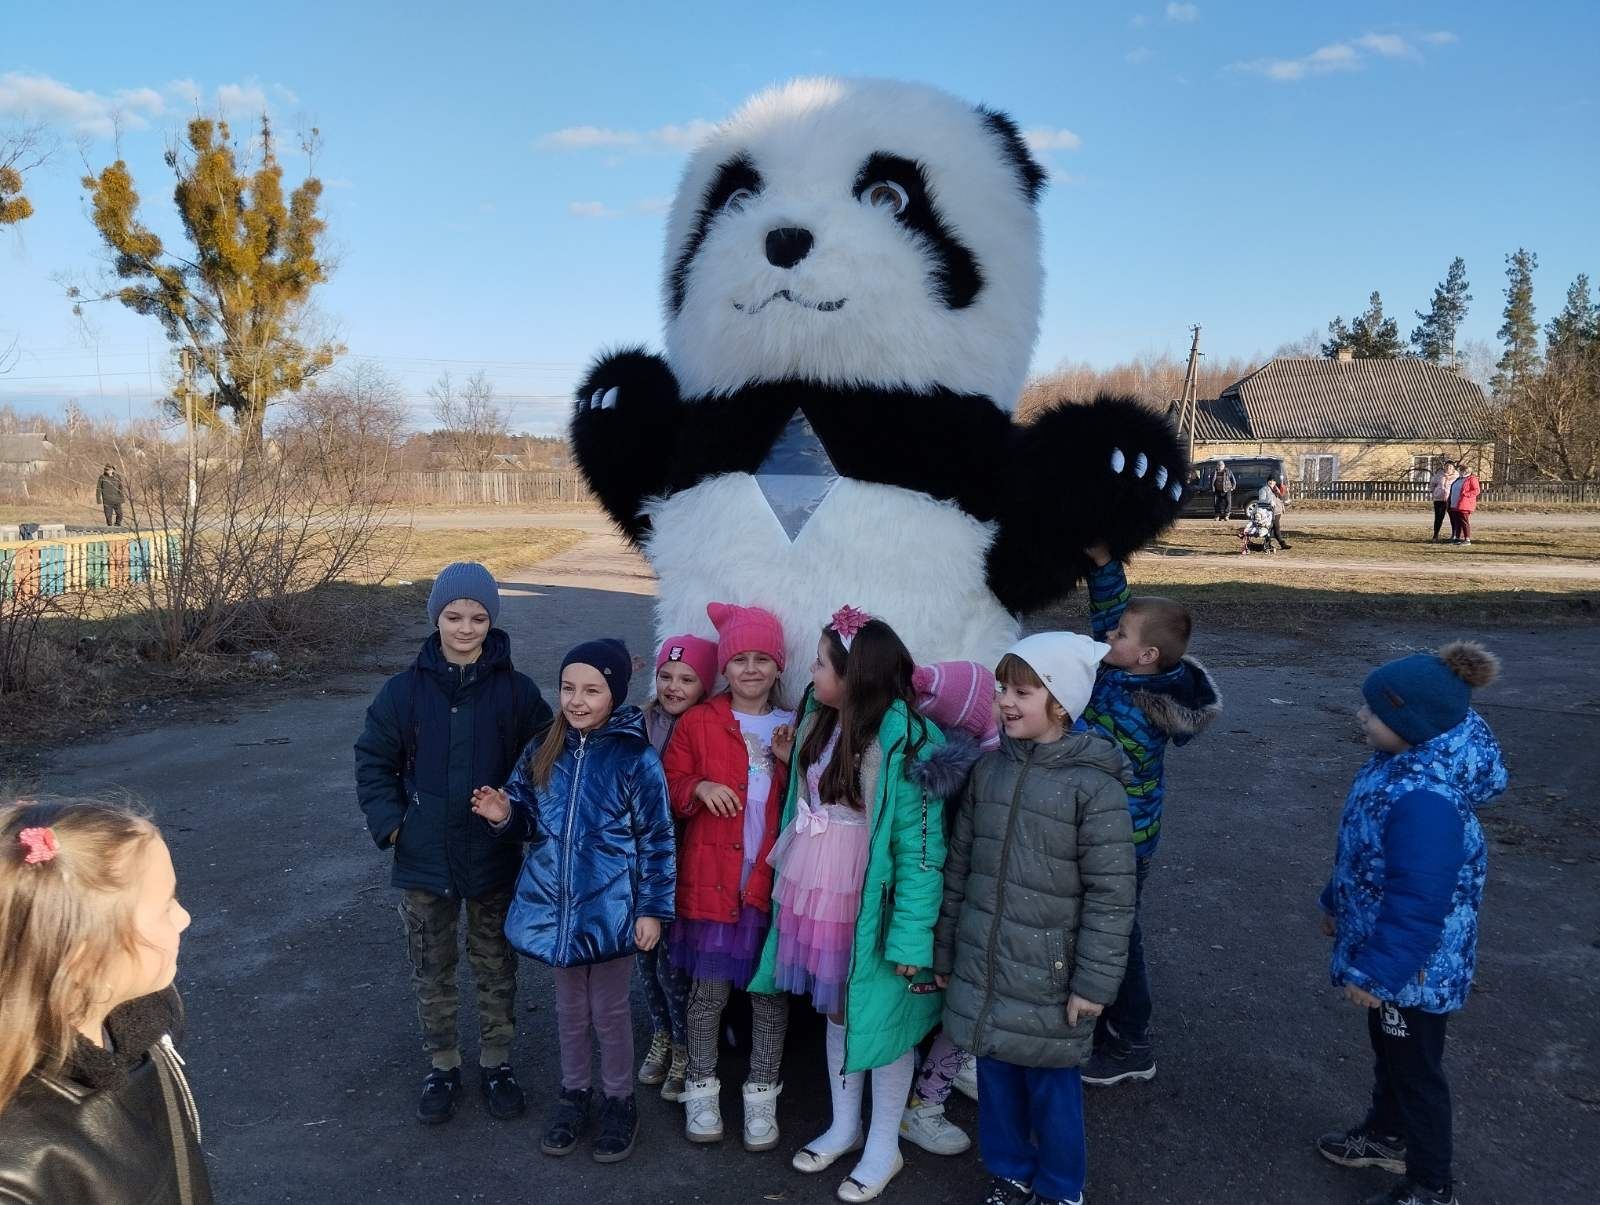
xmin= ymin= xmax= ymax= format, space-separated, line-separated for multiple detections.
xmin=416 ymin=1067 xmax=461 ymax=1125
xmin=1317 ymin=1124 xmax=1407 ymax=1174
xmin=480 ymin=1063 xmax=526 ymax=1120
xmin=981 ymin=1177 xmax=1033 ymax=1205
xmin=541 ymin=1086 xmax=592 ymax=1157
xmin=1081 ymin=1041 xmax=1156 ymax=1086
xmin=1026 ymin=1195 xmax=1083 ymax=1205
xmin=1365 ymin=1180 xmax=1459 ymax=1205
xmin=593 ymin=1092 xmax=639 ymax=1163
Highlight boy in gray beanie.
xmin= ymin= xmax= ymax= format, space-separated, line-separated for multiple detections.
xmin=356 ymin=560 xmax=551 ymax=1126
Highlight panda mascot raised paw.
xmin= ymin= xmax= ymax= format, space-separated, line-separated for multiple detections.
xmin=572 ymin=77 xmax=1185 ymax=696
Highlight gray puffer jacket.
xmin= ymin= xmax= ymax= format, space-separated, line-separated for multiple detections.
xmin=934 ymin=730 xmax=1136 ymax=1068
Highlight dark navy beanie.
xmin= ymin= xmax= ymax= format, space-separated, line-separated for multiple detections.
xmin=562 ymin=638 xmax=632 ymax=707
xmin=1362 ymin=641 xmax=1499 ymax=746
xmin=428 ymin=561 xmax=501 ymax=626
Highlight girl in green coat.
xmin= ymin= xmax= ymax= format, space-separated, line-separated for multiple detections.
xmin=747 ymin=608 xmax=947 ymax=1203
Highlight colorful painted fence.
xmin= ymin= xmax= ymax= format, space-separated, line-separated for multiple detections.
xmin=0 ymin=531 xmax=181 ymax=598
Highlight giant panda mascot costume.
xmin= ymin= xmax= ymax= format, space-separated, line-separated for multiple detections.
xmin=572 ymin=77 xmax=1186 ymax=696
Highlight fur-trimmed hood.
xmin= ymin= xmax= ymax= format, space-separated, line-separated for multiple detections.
xmin=1128 ymin=656 xmax=1221 ymax=745
xmin=905 ymin=729 xmax=984 ymax=800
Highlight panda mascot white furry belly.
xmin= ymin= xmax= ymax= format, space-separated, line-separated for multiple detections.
xmin=571 ymin=78 xmax=1186 ymax=698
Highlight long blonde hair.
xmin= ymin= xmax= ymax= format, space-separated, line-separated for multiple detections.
xmin=0 ymin=797 xmax=157 ymax=1113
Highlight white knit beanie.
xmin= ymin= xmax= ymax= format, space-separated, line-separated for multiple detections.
xmin=1007 ymin=631 xmax=1111 ymax=722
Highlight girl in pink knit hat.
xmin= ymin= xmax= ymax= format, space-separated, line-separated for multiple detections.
xmin=661 ymin=603 xmax=795 ymax=1152
xmin=634 ymin=634 xmax=718 ymax=1102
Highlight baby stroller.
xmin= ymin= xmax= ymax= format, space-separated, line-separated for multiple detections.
xmin=1239 ymin=499 xmax=1280 ymax=554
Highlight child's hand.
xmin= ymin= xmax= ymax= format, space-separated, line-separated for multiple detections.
xmin=895 ymin=964 xmax=922 ymax=979
xmin=1343 ymin=983 xmax=1381 ymax=1009
xmin=470 ymin=786 xmax=511 ymax=825
xmin=635 ymin=917 xmax=662 ymax=951
xmin=695 ymin=780 xmax=742 ymax=817
xmin=771 ymin=724 xmax=795 ymax=765
xmin=1065 ymin=994 xmax=1103 ymax=1027
xmin=934 ymin=973 xmax=950 ymax=989
xmin=1320 ymin=913 xmax=1336 ymax=938
xmin=386 ymin=826 xmax=401 ymax=848
xmin=1083 ymin=542 xmax=1112 ymax=568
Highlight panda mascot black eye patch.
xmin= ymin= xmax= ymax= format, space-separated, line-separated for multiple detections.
xmin=571 ymin=77 xmax=1187 ymax=697
xmin=852 ymin=152 xmax=982 ymax=310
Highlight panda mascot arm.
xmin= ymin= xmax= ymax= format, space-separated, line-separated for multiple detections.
xmin=986 ymin=394 xmax=1187 ymax=615
xmin=570 ymin=346 xmax=686 ymax=543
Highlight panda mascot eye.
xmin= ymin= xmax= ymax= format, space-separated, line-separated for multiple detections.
xmin=860 ymin=180 xmax=909 ymax=216
xmin=722 ymin=188 xmax=758 ymax=214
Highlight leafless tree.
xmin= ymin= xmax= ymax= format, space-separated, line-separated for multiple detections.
xmin=428 ymin=369 xmax=510 ymax=471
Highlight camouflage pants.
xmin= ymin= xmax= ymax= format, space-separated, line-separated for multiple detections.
xmin=399 ymin=888 xmax=517 ymax=1067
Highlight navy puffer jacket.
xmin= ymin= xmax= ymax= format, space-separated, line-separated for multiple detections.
xmin=500 ymin=705 xmax=676 ymax=967
xmin=354 ymin=629 xmax=550 ymax=898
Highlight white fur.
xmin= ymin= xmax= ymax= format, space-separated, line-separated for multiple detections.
xmin=662 ymin=78 xmax=1042 ymax=410
xmin=646 ymin=474 xmax=1019 ymax=702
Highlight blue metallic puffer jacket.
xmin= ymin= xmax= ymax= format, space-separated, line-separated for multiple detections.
xmin=501 ymin=705 xmax=676 ymax=968
xmin=1320 ymin=709 xmax=1508 ymax=1012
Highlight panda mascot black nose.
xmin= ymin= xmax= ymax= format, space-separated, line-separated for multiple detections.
xmin=765 ymin=227 xmax=814 ymax=269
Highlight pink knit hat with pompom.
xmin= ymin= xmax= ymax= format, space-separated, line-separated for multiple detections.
xmin=913 ymin=660 xmax=1001 ymax=749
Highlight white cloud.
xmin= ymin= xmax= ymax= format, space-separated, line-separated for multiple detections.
xmin=1023 ymin=126 xmax=1083 ymax=152
xmin=1421 ymin=30 xmax=1458 ymax=45
xmin=568 ymin=201 xmax=620 ymax=219
xmin=634 ymin=197 xmax=672 ymax=215
xmin=1125 ymin=46 xmax=1154 ymax=65
xmin=537 ymin=118 xmax=716 ymax=154
xmin=1165 ymin=3 xmax=1199 ymax=23
xmin=0 ymin=72 xmax=165 ymax=137
xmin=1232 ymin=31 xmax=1443 ymax=82
xmin=1130 ymin=13 xmax=1149 ymax=27
xmin=323 ymin=177 xmax=354 ymax=190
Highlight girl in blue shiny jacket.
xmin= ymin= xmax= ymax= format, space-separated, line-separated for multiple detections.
xmin=473 ymin=638 xmax=676 ymax=1162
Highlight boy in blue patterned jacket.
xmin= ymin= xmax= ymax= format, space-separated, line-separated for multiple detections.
xmin=1077 ymin=546 xmax=1220 ymax=1088
xmin=1316 ymin=642 xmax=1507 ymax=1205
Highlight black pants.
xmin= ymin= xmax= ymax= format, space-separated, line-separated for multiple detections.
xmin=103 ymin=503 xmax=123 ymax=526
xmin=1213 ymin=490 xmax=1233 ymax=519
xmin=1432 ymin=501 xmax=1449 ymax=539
xmin=1364 ymin=1003 xmax=1452 ymax=1190
xmin=1270 ymin=514 xmax=1287 ymax=545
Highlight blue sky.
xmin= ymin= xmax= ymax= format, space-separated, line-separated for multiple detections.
xmin=2 ymin=1 xmax=1595 ymax=435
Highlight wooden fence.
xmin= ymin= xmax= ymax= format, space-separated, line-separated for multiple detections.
xmin=1 ymin=531 xmax=181 ymax=598
xmin=1287 ymin=480 xmax=1597 ymax=504
xmin=393 ymin=471 xmax=591 ymax=506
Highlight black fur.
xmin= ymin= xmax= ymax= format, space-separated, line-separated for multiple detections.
xmin=976 ymin=107 xmax=1048 ymax=204
xmin=852 ymin=153 xmax=983 ymax=309
xmin=905 ymin=730 xmax=984 ymax=800
xmin=670 ymin=155 xmax=763 ymax=314
xmin=571 ymin=353 xmax=1186 ymax=617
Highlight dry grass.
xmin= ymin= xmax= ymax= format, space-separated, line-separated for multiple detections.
xmin=368 ymin=525 xmax=588 ymax=584
xmin=0 ymin=501 xmax=110 ymax=526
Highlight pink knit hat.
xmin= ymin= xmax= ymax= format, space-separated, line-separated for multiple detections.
xmin=706 ymin=602 xmax=786 ymax=671
xmin=913 ymin=661 xmax=1001 ymax=750
xmin=655 ymin=634 xmax=718 ymax=692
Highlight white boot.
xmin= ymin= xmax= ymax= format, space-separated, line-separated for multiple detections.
xmin=900 ymin=1098 xmax=971 ymax=1155
xmin=742 ymin=1080 xmax=783 ymax=1151
xmin=681 ymin=1075 xmax=723 ymax=1143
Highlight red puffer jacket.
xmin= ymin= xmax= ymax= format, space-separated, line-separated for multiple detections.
xmin=1457 ymin=473 xmax=1481 ymax=514
xmin=663 ymin=693 xmax=789 ymax=923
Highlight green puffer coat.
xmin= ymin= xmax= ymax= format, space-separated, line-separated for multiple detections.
xmin=748 ymin=696 xmax=947 ymax=1075
xmin=933 ymin=730 xmax=1136 ymax=1068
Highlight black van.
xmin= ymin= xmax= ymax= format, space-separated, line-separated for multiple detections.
xmin=1181 ymin=456 xmax=1288 ymax=519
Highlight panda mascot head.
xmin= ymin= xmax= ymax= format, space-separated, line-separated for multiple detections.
xmin=571 ymin=78 xmax=1185 ymax=699
xmin=662 ymin=76 xmax=1046 ymax=409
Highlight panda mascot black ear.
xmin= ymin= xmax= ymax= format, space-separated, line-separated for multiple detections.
xmin=976 ymin=107 xmax=1049 ymax=204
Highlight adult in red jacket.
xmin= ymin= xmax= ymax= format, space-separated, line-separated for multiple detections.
xmin=1446 ymin=463 xmax=1482 ymax=545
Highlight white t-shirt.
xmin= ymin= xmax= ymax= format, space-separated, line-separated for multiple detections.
xmin=735 ymin=707 xmax=795 ymax=884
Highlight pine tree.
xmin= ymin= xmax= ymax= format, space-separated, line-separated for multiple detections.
xmin=1545 ymin=273 xmax=1597 ymax=360
xmin=75 ymin=116 xmax=339 ymax=440
xmin=1322 ymin=291 xmax=1405 ymax=358
xmin=1492 ymin=248 xmax=1540 ymax=400
xmin=1410 ymin=257 xmax=1472 ymax=363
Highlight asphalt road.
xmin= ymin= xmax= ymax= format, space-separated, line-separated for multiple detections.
xmin=33 ymin=533 xmax=1600 ymax=1204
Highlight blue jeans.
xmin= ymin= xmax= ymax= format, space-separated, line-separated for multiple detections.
xmin=1099 ymin=856 xmax=1152 ymax=1049
xmin=976 ymin=1057 xmax=1086 ymax=1201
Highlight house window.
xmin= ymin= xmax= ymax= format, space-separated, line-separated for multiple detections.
xmin=1411 ymin=454 xmax=1449 ymax=483
xmin=1301 ymin=454 xmax=1338 ymax=484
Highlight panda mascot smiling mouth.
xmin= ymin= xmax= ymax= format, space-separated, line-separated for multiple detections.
xmin=572 ymin=77 xmax=1185 ymax=696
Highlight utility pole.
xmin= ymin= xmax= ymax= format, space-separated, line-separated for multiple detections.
xmin=1177 ymin=324 xmax=1203 ymax=464
xmin=178 ymin=349 xmax=198 ymax=512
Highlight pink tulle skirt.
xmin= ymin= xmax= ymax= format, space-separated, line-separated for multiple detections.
xmin=769 ymin=806 xmax=869 ymax=1014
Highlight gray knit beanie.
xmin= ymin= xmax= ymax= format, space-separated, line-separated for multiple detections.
xmin=427 ymin=561 xmax=501 ymax=626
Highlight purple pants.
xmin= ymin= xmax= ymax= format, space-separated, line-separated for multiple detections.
xmin=552 ymin=956 xmax=635 ymax=1099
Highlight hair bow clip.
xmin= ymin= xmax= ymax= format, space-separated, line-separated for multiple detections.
xmin=829 ymin=605 xmax=872 ymax=650
xmin=19 ymin=826 xmax=59 ymax=865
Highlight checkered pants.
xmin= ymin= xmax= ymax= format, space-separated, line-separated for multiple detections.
xmin=686 ymin=978 xmax=788 ymax=1084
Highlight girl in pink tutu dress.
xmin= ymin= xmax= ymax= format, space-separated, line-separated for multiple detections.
xmin=748 ymin=608 xmax=948 ymax=1203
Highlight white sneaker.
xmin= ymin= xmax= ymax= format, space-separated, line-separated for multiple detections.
xmin=900 ymin=1099 xmax=971 ymax=1155
xmin=681 ymin=1076 xmax=723 ymax=1143
xmin=742 ymin=1080 xmax=782 ymax=1151
xmin=952 ymin=1054 xmax=978 ymax=1102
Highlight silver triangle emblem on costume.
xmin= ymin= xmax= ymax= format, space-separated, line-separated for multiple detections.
xmin=753 ymin=410 xmax=839 ymax=542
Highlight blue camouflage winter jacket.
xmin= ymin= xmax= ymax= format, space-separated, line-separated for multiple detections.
xmin=500 ymin=705 xmax=676 ymax=968
xmin=1320 ymin=709 xmax=1508 ymax=1013
xmin=1077 ymin=560 xmax=1220 ymax=856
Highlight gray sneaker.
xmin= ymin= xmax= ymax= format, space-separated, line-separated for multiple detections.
xmin=1317 ymin=1125 xmax=1407 ymax=1174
